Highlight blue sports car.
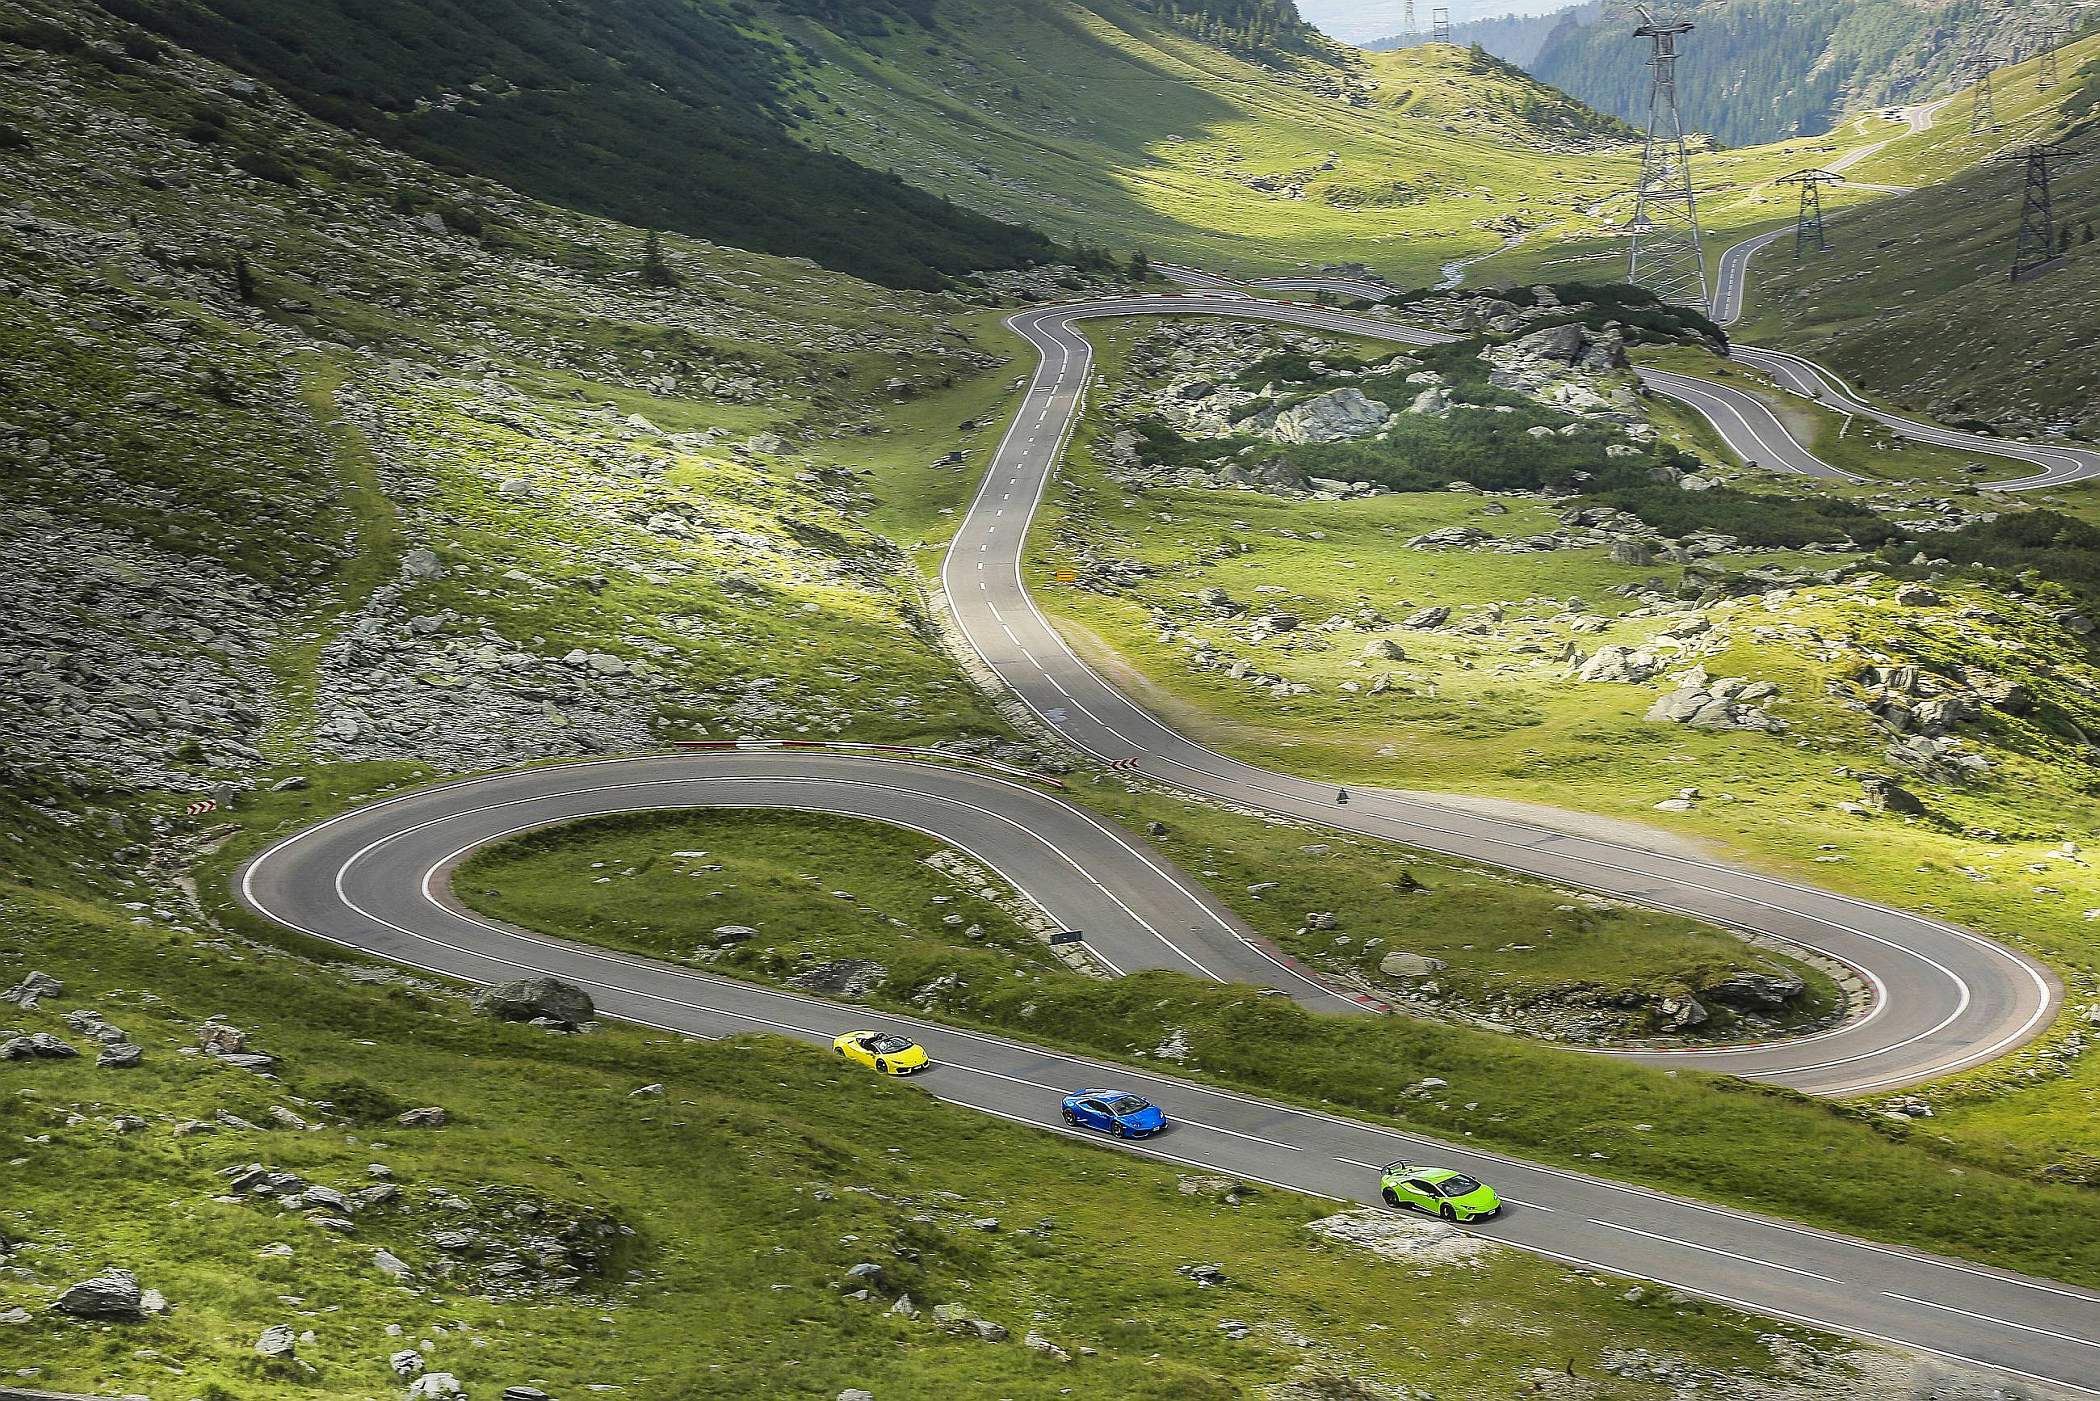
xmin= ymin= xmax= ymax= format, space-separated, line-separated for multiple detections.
xmin=1060 ymin=1088 xmax=1167 ymax=1137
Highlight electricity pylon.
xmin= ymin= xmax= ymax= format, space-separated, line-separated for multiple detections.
xmin=1967 ymin=51 xmax=1998 ymax=133
xmin=2011 ymin=144 xmax=2079 ymax=282
xmin=1626 ymin=5 xmax=1710 ymax=311
xmin=2038 ymin=22 xmax=2063 ymax=89
xmin=1431 ymin=6 xmax=1451 ymax=42
xmin=1778 ymin=169 xmax=1843 ymax=260
xmin=1403 ymin=0 xmax=1417 ymax=36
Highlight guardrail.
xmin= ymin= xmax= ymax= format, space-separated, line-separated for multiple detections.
xmin=669 ymin=738 xmax=1069 ymax=791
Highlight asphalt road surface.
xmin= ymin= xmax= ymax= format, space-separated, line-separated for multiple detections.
xmin=244 ymin=753 xmax=2097 ymax=1395
xmin=1194 ymin=253 xmax=2100 ymax=492
xmin=1711 ymin=232 xmax=2100 ymax=490
xmin=238 ymin=287 xmax=2091 ymax=1388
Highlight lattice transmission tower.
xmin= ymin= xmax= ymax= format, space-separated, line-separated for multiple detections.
xmin=1967 ymin=51 xmax=1998 ymax=132
xmin=1403 ymin=0 xmax=1417 ymax=36
xmin=1778 ymin=169 xmax=1842 ymax=260
xmin=2038 ymin=21 xmax=2064 ymax=89
xmin=1625 ymin=5 xmax=1709 ymax=311
xmin=1431 ymin=6 xmax=1451 ymax=42
xmin=2011 ymin=144 xmax=2079 ymax=282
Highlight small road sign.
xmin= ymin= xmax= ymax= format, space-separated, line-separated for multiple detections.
xmin=1051 ymin=568 xmax=1078 ymax=584
xmin=1109 ymin=757 xmax=1141 ymax=773
xmin=185 ymin=798 xmax=218 ymax=817
xmin=1048 ymin=930 xmax=1086 ymax=946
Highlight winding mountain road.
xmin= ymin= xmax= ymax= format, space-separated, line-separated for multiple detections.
xmin=240 ymin=283 xmax=2094 ymax=1390
xmin=1216 ymin=226 xmax=2100 ymax=492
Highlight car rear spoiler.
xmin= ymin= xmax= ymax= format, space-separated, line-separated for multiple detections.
xmin=1381 ymin=1160 xmax=1417 ymax=1175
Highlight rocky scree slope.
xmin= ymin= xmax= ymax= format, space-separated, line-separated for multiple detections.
xmin=0 ymin=0 xmax=1020 ymax=870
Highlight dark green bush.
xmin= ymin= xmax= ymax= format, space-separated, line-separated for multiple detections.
xmin=232 ymin=148 xmax=300 ymax=185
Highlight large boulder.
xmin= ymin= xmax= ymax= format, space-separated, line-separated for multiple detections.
xmin=471 ymin=977 xmax=595 ymax=1028
xmin=1379 ymin=951 xmax=1445 ymax=979
xmin=1576 ymin=645 xmax=1663 ymax=684
xmin=1859 ymin=774 xmax=1926 ymax=815
xmin=1702 ymin=970 xmax=1807 ymax=1012
xmin=51 ymin=1268 xmax=145 ymax=1318
xmin=1215 ymin=458 xmax=1310 ymax=495
xmin=2 ymin=970 xmax=62 ymax=1008
xmin=1269 ymin=388 xmax=1392 ymax=444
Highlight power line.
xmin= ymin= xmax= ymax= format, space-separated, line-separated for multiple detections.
xmin=1966 ymin=49 xmax=1998 ymax=134
xmin=1778 ymin=169 xmax=1843 ymax=261
xmin=1625 ymin=4 xmax=1709 ymax=311
xmin=2009 ymin=144 xmax=2080 ymax=283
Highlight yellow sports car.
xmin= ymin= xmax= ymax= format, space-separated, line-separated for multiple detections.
xmin=832 ymin=1029 xmax=930 ymax=1075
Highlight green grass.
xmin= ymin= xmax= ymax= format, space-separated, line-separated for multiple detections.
xmin=459 ymin=808 xmax=1065 ymax=982
xmin=787 ymin=9 xmax=1650 ymax=282
xmin=1016 ymin=315 xmax=2100 ymax=1092
xmin=454 ymin=800 xmax=1840 ymax=1040
xmin=260 ymin=358 xmax=405 ymax=761
xmin=1726 ymin=43 xmax=2100 ymax=439
xmin=6 ymin=882 xmax=1885 ymax=1400
xmin=431 ymin=799 xmax=2100 ymax=1290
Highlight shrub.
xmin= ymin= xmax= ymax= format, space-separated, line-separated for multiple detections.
xmin=313 ymin=1076 xmax=408 ymax=1124
xmin=232 ymin=148 xmax=300 ymax=186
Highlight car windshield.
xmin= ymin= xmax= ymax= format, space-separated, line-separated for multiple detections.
xmin=1435 ymin=1175 xmax=1483 ymax=1197
xmin=1104 ymin=1095 xmax=1151 ymax=1117
xmin=864 ymin=1034 xmax=914 ymax=1054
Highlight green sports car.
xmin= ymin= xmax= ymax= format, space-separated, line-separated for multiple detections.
xmin=1379 ymin=1161 xmax=1502 ymax=1222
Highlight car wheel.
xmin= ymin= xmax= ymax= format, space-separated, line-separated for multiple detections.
xmin=1381 ymin=1187 xmax=1399 ymax=1207
xmin=1116 ymin=1122 xmax=1133 ymax=1138
xmin=1438 ymin=1204 xmax=1457 ymax=1222
xmin=1061 ymin=1107 xmax=1079 ymax=1126
xmin=875 ymin=1059 xmax=890 ymax=1074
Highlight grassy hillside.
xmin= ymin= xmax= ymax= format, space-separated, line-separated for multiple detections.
xmin=1733 ymin=46 xmax=2100 ymax=437
xmin=0 ymin=5 xmax=2031 ymax=1392
xmin=1022 ymin=311 xmax=2100 ymax=1175
xmin=782 ymin=9 xmax=1640 ymax=279
xmin=84 ymin=0 xmax=1060 ymax=288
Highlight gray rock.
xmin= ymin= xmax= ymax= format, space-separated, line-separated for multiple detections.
xmin=1658 ymin=995 xmax=1708 ymax=1030
xmin=51 ymin=1268 xmax=145 ymax=1318
xmin=1214 ymin=458 xmax=1310 ymax=495
xmin=2 ymin=970 xmax=62 ymax=1008
xmin=786 ymin=959 xmax=886 ymax=999
xmin=399 ymin=547 xmax=445 ymax=581
xmin=391 ymin=1349 xmax=427 ymax=1378
xmin=1400 ymin=606 xmax=1449 ymax=629
xmin=397 ymin=1106 xmax=448 ymax=1127
xmin=1609 ymin=539 xmax=1654 ymax=567
xmin=472 ymin=977 xmax=594 ymax=1028
xmin=1362 ymin=638 xmax=1406 ymax=661
xmin=1577 ymin=645 xmax=1663 ymax=684
xmin=1379 ymin=951 xmax=1445 ymax=979
xmin=1893 ymin=582 xmax=1943 ymax=607
xmin=2 ymin=1031 xmax=79 ymax=1060
xmin=1859 ymin=774 xmax=1926 ymax=815
xmin=1703 ymin=970 xmax=1806 ymax=1011
xmin=373 ymin=1249 xmax=414 ymax=1281
xmin=255 ymin=1323 xmax=298 ymax=1360
xmin=1269 ymin=388 xmax=1391 ymax=444
xmin=709 ymin=924 xmax=758 ymax=946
